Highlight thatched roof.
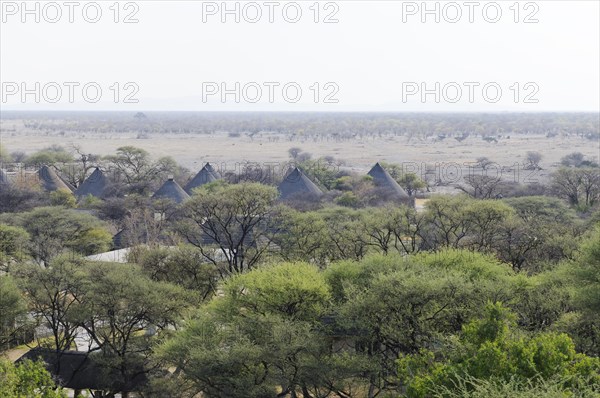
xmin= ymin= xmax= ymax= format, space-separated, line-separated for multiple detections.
xmin=367 ymin=163 xmax=409 ymax=198
xmin=38 ymin=165 xmax=73 ymax=192
xmin=18 ymin=347 xmax=148 ymax=392
xmin=278 ymin=168 xmax=324 ymax=200
xmin=75 ymin=167 xmax=108 ymax=198
xmin=184 ymin=163 xmax=221 ymax=194
xmin=152 ymin=178 xmax=190 ymax=204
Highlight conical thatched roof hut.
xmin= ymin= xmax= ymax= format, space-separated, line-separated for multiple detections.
xmin=184 ymin=163 xmax=221 ymax=194
xmin=38 ymin=165 xmax=72 ymax=192
xmin=75 ymin=167 xmax=108 ymax=199
xmin=278 ymin=168 xmax=324 ymax=200
xmin=152 ymin=178 xmax=190 ymax=204
xmin=367 ymin=163 xmax=409 ymax=199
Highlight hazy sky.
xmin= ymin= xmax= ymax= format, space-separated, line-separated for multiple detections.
xmin=1 ymin=0 xmax=599 ymax=111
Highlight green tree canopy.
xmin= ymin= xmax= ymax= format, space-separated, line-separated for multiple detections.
xmin=0 ymin=359 xmax=66 ymax=398
xmin=0 ymin=223 xmax=30 ymax=271
xmin=398 ymin=303 xmax=600 ymax=398
xmin=104 ymin=146 xmax=182 ymax=194
xmin=0 ymin=275 xmax=27 ymax=349
xmin=24 ymin=145 xmax=74 ymax=167
xmin=10 ymin=207 xmax=112 ymax=264
xmin=178 ymin=182 xmax=279 ymax=276
xmin=158 ymin=262 xmax=351 ymax=398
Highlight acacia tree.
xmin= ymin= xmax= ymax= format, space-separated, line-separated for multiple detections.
xmin=13 ymin=207 xmax=112 ymax=265
xmin=15 ymin=258 xmax=85 ymax=353
xmin=177 ymin=183 xmax=279 ymax=276
xmin=16 ymin=259 xmax=189 ymax=397
xmin=579 ymin=168 xmax=600 ymax=208
xmin=157 ymin=263 xmax=359 ymax=398
xmin=268 ymin=206 xmax=329 ymax=264
xmin=493 ymin=217 xmax=541 ymax=272
xmin=457 ymin=174 xmax=503 ymax=199
xmin=331 ymin=251 xmax=515 ymax=397
xmin=76 ymin=262 xmax=189 ymax=398
xmin=24 ymin=145 xmax=74 ymax=167
xmin=0 ymin=184 xmax=48 ymax=214
xmin=422 ymin=196 xmax=518 ymax=259
xmin=360 ymin=206 xmax=424 ymax=255
xmin=56 ymin=144 xmax=101 ymax=188
xmin=104 ymin=146 xmax=180 ymax=194
xmin=398 ymin=303 xmax=600 ymax=398
xmin=131 ymin=245 xmax=219 ymax=303
xmin=524 ymin=151 xmax=543 ymax=170
xmin=318 ymin=207 xmax=370 ymax=262
xmin=0 ymin=275 xmax=27 ymax=350
xmin=561 ymin=152 xmax=586 ymax=168
xmin=0 ymin=224 xmax=30 ymax=272
xmin=498 ymin=196 xmax=581 ymax=271
xmin=462 ymin=200 xmax=514 ymax=252
xmin=566 ymin=227 xmax=600 ymax=355
xmin=396 ymin=173 xmax=427 ymax=196
xmin=551 ymin=167 xmax=600 ymax=208
xmin=421 ymin=195 xmax=472 ymax=249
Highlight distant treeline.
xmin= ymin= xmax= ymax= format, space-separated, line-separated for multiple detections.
xmin=2 ymin=111 xmax=599 ymax=139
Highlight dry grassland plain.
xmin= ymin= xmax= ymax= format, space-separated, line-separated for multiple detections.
xmin=1 ymin=115 xmax=598 ymax=186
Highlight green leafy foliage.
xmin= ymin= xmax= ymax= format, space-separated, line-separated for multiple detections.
xmin=49 ymin=189 xmax=76 ymax=208
xmin=296 ymin=158 xmax=340 ymax=190
xmin=24 ymin=145 xmax=74 ymax=167
xmin=0 ymin=223 xmax=30 ymax=271
xmin=397 ymin=303 xmax=600 ymax=398
xmin=0 ymin=275 xmax=27 ymax=348
xmin=131 ymin=245 xmax=219 ymax=303
xmin=179 ymin=182 xmax=279 ymax=275
xmin=380 ymin=162 xmax=427 ymax=196
xmin=0 ymin=359 xmax=66 ymax=398
xmin=8 ymin=207 xmax=112 ymax=264
xmin=159 ymin=262 xmax=338 ymax=398
xmin=555 ymin=226 xmax=600 ymax=356
xmin=104 ymin=146 xmax=181 ymax=194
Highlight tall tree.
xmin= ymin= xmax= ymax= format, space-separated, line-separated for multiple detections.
xmin=524 ymin=151 xmax=543 ymax=170
xmin=104 ymin=146 xmax=179 ymax=194
xmin=458 ymin=174 xmax=503 ymax=199
xmin=177 ymin=183 xmax=278 ymax=276
xmin=334 ymin=251 xmax=515 ymax=397
xmin=15 ymin=258 xmax=85 ymax=352
xmin=0 ymin=224 xmax=30 ymax=272
xmin=551 ymin=167 xmax=600 ymax=208
xmin=398 ymin=303 xmax=600 ymax=398
xmin=158 ymin=263 xmax=345 ymax=398
xmin=76 ymin=262 xmax=190 ymax=397
xmin=359 ymin=206 xmax=424 ymax=255
xmin=14 ymin=207 xmax=112 ymax=265
xmin=0 ymin=275 xmax=27 ymax=350
xmin=132 ymin=245 xmax=218 ymax=303
xmin=268 ymin=205 xmax=329 ymax=263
